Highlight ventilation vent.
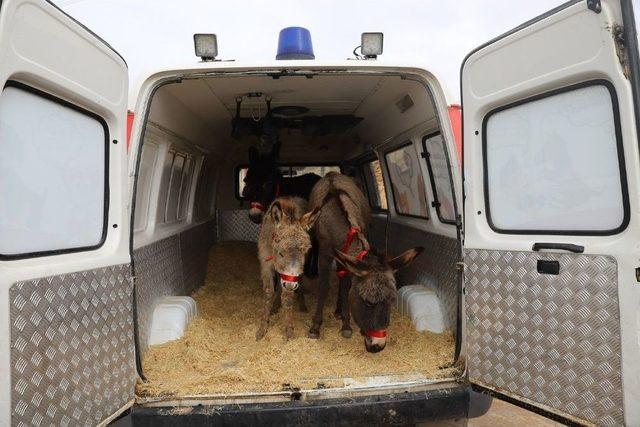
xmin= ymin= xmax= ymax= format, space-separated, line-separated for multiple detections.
xmin=395 ymin=94 xmax=414 ymax=113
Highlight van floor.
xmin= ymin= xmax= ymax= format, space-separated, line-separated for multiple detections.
xmin=137 ymin=241 xmax=457 ymax=397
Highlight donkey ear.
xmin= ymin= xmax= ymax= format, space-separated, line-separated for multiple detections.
xmin=300 ymin=207 xmax=321 ymax=231
xmin=333 ymin=249 xmax=369 ymax=277
xmin=271 ymin=201 xmax=283 ymax=224
xmin=248 ymin=146 xmax=259 ymax=165
xmin=388 ymin=247 xmax=424 ymax=272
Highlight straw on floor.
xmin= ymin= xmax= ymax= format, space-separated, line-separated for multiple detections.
xmin=137 ymin=241 xmax=457 ymax=397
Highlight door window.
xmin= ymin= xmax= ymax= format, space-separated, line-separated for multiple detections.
xmin=0 ymin=83 xmax=107 ymax=257
xmin=422 ymin=132 xmax=456 ymax=224
xmin=484 ymin=82 xmax=628 ymax=234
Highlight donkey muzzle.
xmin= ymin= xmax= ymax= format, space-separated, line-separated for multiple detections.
xmin=279 ymin=273 xmax=300 ymax=291
xmin=249 ymin=203 xmax=265 ymax=224
xmin=364 ymin=329 xmax=387 ymax=353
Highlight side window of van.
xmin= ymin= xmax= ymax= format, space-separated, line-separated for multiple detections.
xmin=0 ymin=83 xmax=108 ymax=258
xmin=134 ymin=142 xmax=160 ymax=232
xmin=361 ymin=159 xmax=387 ymax=211
xmin=164 ymin=152 xmax=194 ymax=223
xmin=484 ymin=82 xmax=628 ymax=233
xmin=385 ymin=143 xmax=429 ymax=218
xmin=422 ymin=132 xmax=456 ymax=224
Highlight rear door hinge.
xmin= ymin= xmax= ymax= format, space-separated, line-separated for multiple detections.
xmin=587 ymin=0 xmax=601 ymax=13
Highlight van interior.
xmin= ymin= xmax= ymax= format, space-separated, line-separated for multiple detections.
xmin=132 ymin=71 xmax=462 ymax=402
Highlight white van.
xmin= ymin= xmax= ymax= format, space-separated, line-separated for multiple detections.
xmin=1 ymin=0 xmax=639 ymax=425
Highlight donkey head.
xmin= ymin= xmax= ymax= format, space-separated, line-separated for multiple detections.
xmin=270 ymin=201 xmax=320 ymax=285
xmin=334 ymin=247 xmax=424 ymax=353
xmin=243 ymin=141 xmax=282 ymax=224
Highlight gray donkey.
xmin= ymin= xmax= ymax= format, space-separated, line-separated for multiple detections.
xmin=256 ymin=197 xmax=319 ymax=340
xmin=308 ymin=172 xmax=423 ymax=352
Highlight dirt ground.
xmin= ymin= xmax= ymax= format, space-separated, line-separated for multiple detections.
xmin=469 ymin=399 xmax=564 ymax=426
xmin=137 ymin=241 xmax=458 ymax=397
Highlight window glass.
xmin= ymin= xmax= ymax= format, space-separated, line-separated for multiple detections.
xmin=290 ymin=165 xmax=340 ymax=177
xmin=385 ymin=144 xmax=428 ymax=218
xmin=134 ymin=142 xmax=159 ymax=232
xmin=0 ymin=84 xmax=106 ymax=256
xmin=237 ymin=165 xmax=340 ymax=198
xmin=165 ymin=154 xmax=185 ymax=222
xmin=362 ymin=159 xmax=387 ymax=210
xmin=177 ymin=156 xmax=194 ymax=220
xmin=485 ymin=84 xmax=626 ymax=232
xmin=422 ymin=133 xmax=456 ymax=224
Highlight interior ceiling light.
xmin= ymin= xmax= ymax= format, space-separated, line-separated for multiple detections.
xmin=272 ymin=105 xmax=310 ymax=117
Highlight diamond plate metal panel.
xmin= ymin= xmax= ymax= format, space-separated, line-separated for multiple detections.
xmin=10 ymin=264 xmax=135 ymax=427
xmin=134 ymin=220 xmax=216 ymax=357
xmin=134 ymin=235 xmax=183 ymax=356
xmin=180 ymin=220 xmax=215 ymax=296
xmin=464 ymin=249 xmax=623 ymax=426
xmin=217 ymin=209 xmax=260 ymax=242
xmin=386 ymin=222 xmax=459 ymax=331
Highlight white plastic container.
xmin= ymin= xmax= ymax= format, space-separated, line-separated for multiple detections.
xmin=397 ymin=285 xmax=446 ymax=334
xmin=148 ymin=296 xmax=198 ymax=346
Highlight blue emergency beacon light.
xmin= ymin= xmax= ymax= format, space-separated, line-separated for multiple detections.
xmin=276 ymin=27 xmax=315 ymax=60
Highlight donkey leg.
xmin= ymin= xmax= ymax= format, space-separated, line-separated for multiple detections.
xmin=270 ymin=274 xmax=282 ymax=315
xmin=256 ymin=269 xmax=275 ymax=340
xmin=338 ymin=275 xmax=352 ymax=338
xmin=333 ymin=288 xmax=342 ymax=320
xmin=282 ymin=288 xmax=295 ymax=340
xmin=295 ymin=287 xmax=308 ymax=313
xmin=309 ymin=255 xmax=332 ymax=339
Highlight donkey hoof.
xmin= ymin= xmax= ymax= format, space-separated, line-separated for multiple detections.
xmin=341 ymin=329 xmax=353 ymax=338
xmin=256 ymin=327 xmax=267 ymax=341
xmin=284 ymin=328 xmax=294 ymax=340
xmin=307 ymin=329 xmax=320 ymax=339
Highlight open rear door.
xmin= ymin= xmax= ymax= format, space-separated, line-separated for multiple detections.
xmin=462 ymin=0 xmax=640 ymax=425
xmin=0 ymin=0 xmax=133 ymax=425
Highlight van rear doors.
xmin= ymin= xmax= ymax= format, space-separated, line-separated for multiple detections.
xmin=462 ymin=0 xmax=640 ymax=425
xmin=0 ymin=0 xmax=133 ymax=425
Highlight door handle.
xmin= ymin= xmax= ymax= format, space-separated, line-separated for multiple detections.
xmin=532 ymin=242 xmax=584 ymax=253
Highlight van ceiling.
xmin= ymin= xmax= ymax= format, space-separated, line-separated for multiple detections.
xmin=148 ymin=74 xmax=436 ymax=162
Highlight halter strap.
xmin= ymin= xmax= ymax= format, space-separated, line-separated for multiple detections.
xmin=365 ymin=329 xmax=387 ymax=338
xmin=336 ymin=227 xmax=368 ymax=278
xmin=251 ymin=201 xmax=266 ymax=212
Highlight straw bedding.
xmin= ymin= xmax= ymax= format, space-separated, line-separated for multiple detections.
xmin=137 ymin=241 xmax=457 ymax=397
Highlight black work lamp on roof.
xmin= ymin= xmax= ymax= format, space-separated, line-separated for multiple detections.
xmin=194 ymin=34 xmax=218 ymax=61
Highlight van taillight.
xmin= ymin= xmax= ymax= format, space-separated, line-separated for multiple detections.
xmin=126 ymin=110 xmax=134 ymax=152
xmin=448 ymin=105 xmax=461 ymax=164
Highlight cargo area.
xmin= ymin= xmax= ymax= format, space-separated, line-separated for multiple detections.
xmin=137 ymin=241 xmax=458 ymax=397
xmin=131 ymin=69 xmax=463 ymax=402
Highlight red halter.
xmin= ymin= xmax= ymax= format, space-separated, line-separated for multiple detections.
xmin=336 ymin=227 xmax=369 ymax=278
xmin=365 ymin=329 xmax=387 ymax=338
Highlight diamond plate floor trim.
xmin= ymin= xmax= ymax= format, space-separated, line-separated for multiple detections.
xmin=134 ymin=220 xmax=216 ymax=358
xmin=10 ymin=264 xmax=135 ymax=427
xmin=217 ymin=209 xmax=260 ymax=242
xmin=464 ymin=249 xmax=623 ymax=426
xmin=134 ymin=235 xmax=183 ymax=357
xmin=386 ymin=222 xmax=459 ymax=331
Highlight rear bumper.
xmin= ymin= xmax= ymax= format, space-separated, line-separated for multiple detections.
xmin=129 ymin=385 xmax=471 ymax=426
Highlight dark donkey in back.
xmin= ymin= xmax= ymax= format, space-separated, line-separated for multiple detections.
xmin=242 ymin=141 xmax=321 ymax=224
xmin=242 ymin=141 xmax=321 ymax=278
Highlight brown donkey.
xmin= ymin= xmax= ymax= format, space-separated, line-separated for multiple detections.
xmin=308 ymin=172 xmax=423 ymax=352
xmin=256 ymin=197 xmax=319 ymax=340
